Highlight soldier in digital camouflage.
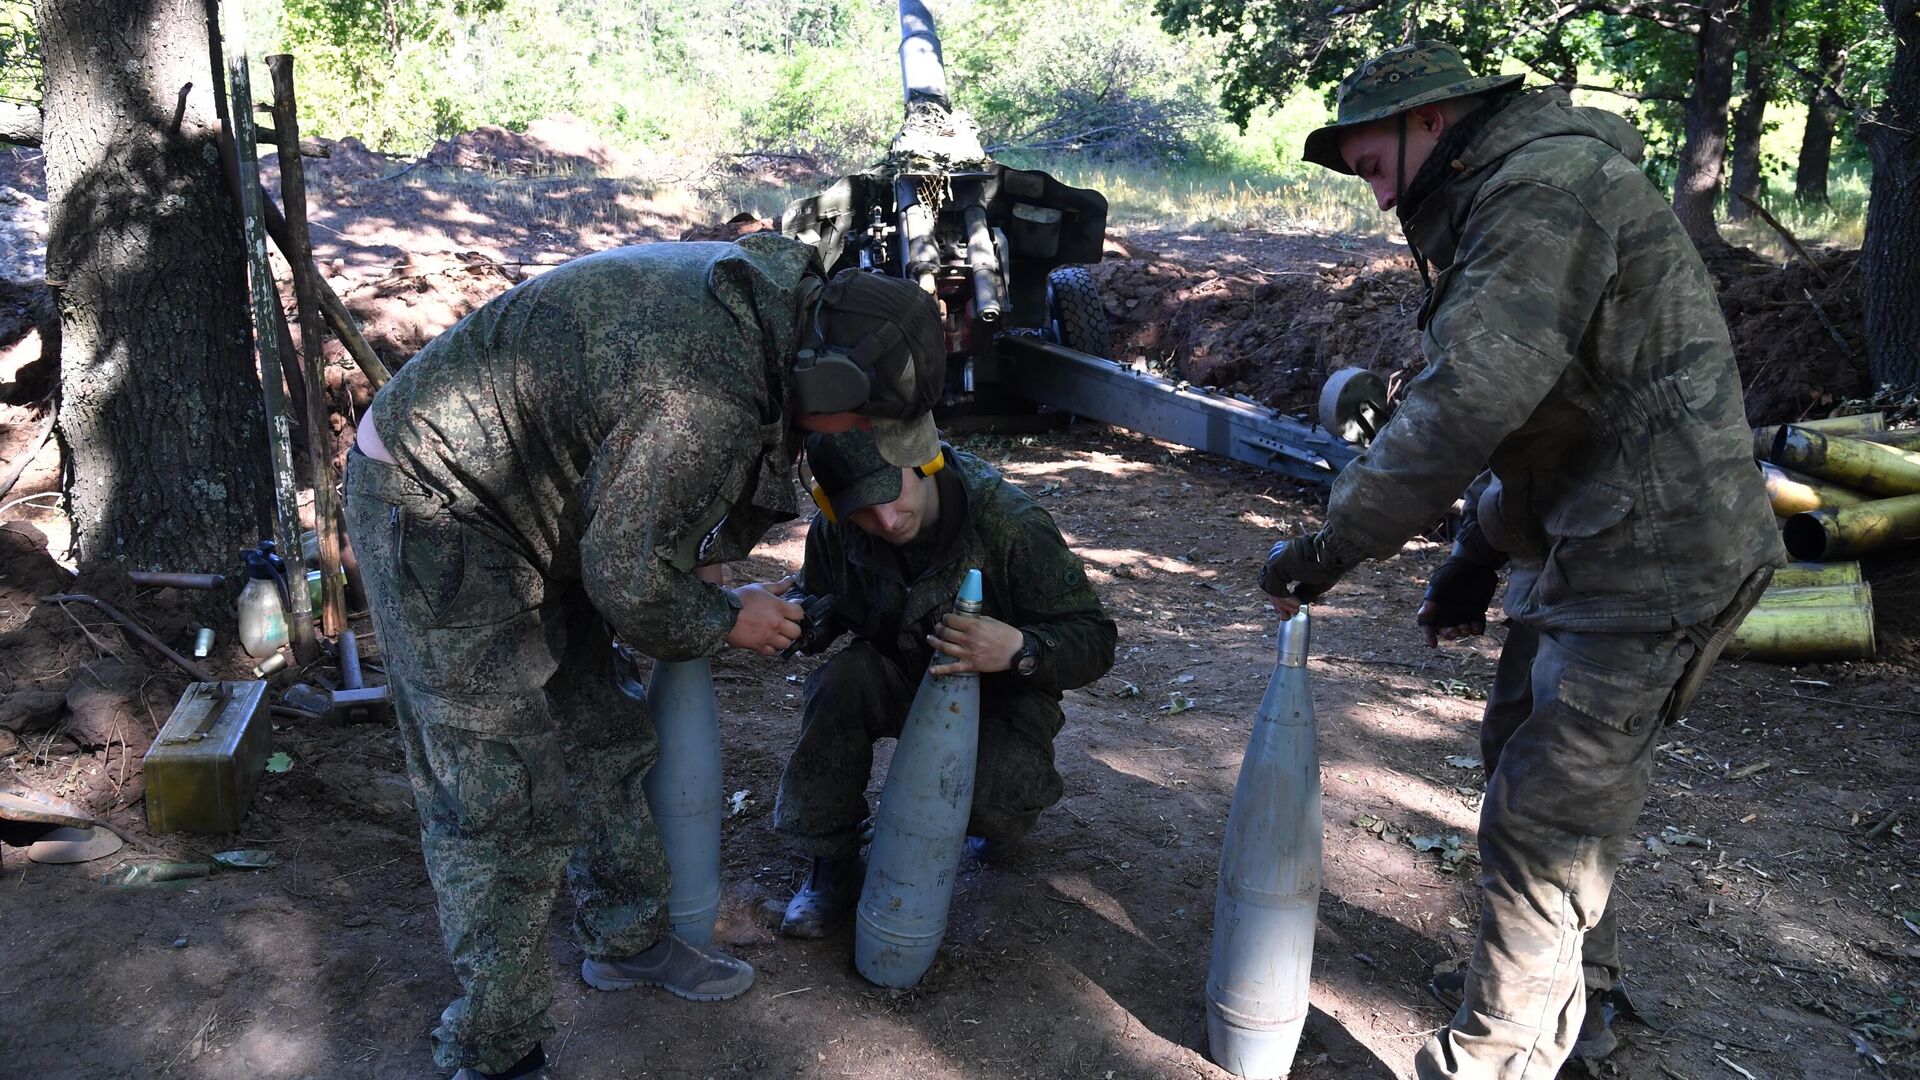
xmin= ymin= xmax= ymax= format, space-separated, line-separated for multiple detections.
xmin=342 ymin=234 xmax=946 ymax=1080
xmin=770 ymin=427 xmax=1116 ymax=936
xmin=1264 ymin=40 xmax=1782 ymax=1078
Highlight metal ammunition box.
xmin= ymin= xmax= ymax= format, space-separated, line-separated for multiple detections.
xmin=143 ymin=680 xmax=273 ymax=834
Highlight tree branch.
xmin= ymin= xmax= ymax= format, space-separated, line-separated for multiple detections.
xmin=1 ymin=101 xmax=41 ymax=147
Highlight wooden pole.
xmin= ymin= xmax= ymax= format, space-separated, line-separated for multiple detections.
xmin=213 ymin=121 xmax=390 ymax=390
xmin=223 ymin=10 xmax=320 ymax=665
xmin=267 ymin=53 xmax=347 ymax=638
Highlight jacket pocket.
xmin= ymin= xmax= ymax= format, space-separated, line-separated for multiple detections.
xmin=1538 ymin=478 xmax=1639 ymax=602
xmin=1542 ymin=478 xmax=1635 ymax=539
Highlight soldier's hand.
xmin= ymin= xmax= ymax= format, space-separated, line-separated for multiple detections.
xmin=1258 ymin=535 xmax=1345 ymax=610
xmin=694 ymin=564 xmax=727 ymax=585
xmin=727 ymin=576 xmax=805 ymax=656
xmin=927 ymin=613 xmax=1023 ymax=675
xmin=1417 ymin=558 xmax=1499 ymax=648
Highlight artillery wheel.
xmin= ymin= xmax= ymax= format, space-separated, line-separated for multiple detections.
xmin=1318 ymin=367 xmax=1390 ymax=446
xmin=1047 ymin=266 xmax=1111 ymax=359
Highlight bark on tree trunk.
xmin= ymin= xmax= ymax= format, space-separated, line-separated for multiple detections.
xmin=1795 ymin=31 xmax=1843 ymax=204
xmin=1861 ymin=0 xmax=1920 ymax=388
xmin=36 ymin=0 xmax=271 ymax=571
xmin=1728 ymin=0 xmax=1775 ymax=220
xmin=1674 ymin=0 xmax=1742 ymax=245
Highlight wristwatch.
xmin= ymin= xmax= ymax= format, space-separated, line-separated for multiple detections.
xmin=1013 ymin=631 xmax=1041 ymax=677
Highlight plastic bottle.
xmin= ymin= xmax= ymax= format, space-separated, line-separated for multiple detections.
xmin=623 ymin=647 xmax=725 ymax=947
xmin=1206 ymin=608 xmax=1322 ymax=1078
xmin=236 ymin=549 xmax=290 ymax=659
xmin=855 ymin=568 xmax=984 ymax=988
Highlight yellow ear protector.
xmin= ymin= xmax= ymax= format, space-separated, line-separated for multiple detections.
xmin=803 ymin=449 xmax=945 ymax=524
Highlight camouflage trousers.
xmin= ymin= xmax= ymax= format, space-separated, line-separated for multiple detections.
xmin=344 ymin=448 xmax=671 ymax=1075
xmin=1415 ymin=623 xmax=1694 ymax=1080
xmin=773 ymin=640 xmax=1066 ymax=860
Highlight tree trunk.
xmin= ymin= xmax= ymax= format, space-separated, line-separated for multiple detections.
xmin=1795 ymin=31 xmax=1842 ymax=203
xmin=36 ymin=0 xmax=271 ymax=571
xmin=1861 ymin=0 xmax=1920 ymax=388
xmin=1728 ymin=0 xmax=1775 ymax=220
xmin=1673 ymin=0 xmax=1742 ymax=245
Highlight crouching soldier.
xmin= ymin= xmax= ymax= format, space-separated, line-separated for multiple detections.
xmin=772 ymin=428 xmax=1117 ymax=936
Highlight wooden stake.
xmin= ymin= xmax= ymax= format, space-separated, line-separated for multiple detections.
xmin=223 ymin=9 xmax=319 ymax=665
xmin=214 ymin=121 xmax=390 ymax=390
xmin=267 ymin=53 xmax=347 ymax=638
xmin=1735 ymin=192 xmax=1831 ymax=285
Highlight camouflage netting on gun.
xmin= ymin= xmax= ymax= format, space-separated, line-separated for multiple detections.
xmin=883 ymin=102 xmax=990 ymax=176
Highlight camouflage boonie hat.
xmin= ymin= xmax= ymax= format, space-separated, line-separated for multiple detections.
xmin=1302 ymin=40 xmax=1523 ymax=174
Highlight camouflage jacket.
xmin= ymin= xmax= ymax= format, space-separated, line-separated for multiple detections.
xmin=1323 ymin=88 xmax=1781 ymax=631
xmin=368 ymin=234 xmax=823 ymax=660
xmin=794 ymin=448 xmax=1116 ymax=698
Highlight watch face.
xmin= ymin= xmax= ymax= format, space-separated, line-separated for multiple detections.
xmin=1017 ymin=653 xmax=1038 ymax=675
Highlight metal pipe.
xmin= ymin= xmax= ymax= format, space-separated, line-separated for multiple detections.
xmin=1768 ymin=426 xmax=1920 ymax=497
xmin=127 ymin=571 xmax=227 ymax=591
xmin=1782 ymin=491 xmax=1920 ymax=560
xmin=42 ymin=594 xmax=216 ymax=682
xmin=1758 ymin=461 xmax=1870 ymax=515
xmin=337 ymin=629 xmax=364 ymax=690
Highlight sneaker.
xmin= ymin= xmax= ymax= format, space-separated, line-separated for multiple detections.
xmin=965 ymin=835 xmax=1020 ymax=864
xmin=1428 ymin=969 xmax=1616 ymax=1061
xmin=779 ymin=855 xmax=865 ymax=938
xmin=580 ymin=933 xmax=755 ymax=1001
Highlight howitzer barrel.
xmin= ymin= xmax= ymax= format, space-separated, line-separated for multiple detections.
xmin=898 ymin=1 xmax=949 ymax=109
xmin=962 ymin=181 xmax=1004 ymax=323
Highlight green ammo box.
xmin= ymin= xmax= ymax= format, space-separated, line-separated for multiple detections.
xmin=143 ymin=680 xmax=273 ymax=834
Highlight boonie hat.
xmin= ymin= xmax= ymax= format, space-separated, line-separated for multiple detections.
xmin=792 ymin=270 xmax=946 ymax=470
xmin=1302 ymin=40 xmax=1523 ymax=174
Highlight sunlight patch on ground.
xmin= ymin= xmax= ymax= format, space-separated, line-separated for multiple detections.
xmin=1077 ymin=547 xmax=1208 ymax=577
xmin=1044 ymin=871 xmax=1157 ymax=948
xmin=995 ymin=456 xmax=1155 ymax=479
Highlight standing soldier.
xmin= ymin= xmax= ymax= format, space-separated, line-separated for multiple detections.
xmin=344 ymin=235 xmax=945 ymax=1080
xmin=772 ymin=427 xmax=1116 ymax=935
xmin=1262 ymin=42 xmax=1781 ymax=1077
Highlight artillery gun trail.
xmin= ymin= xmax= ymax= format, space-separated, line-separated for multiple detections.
xmin=780 ymin=0 xmax=1381 ymax=484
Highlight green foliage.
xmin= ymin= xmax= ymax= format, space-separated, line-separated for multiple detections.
xmin=942 ymin=0 xmax=1225 ymax=159
xmin=0 ymin=0 xmax=39 ymax=106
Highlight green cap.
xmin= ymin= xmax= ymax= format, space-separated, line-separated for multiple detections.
xmin=807 ymin=427 xmax=905 ymax=520
xmin=1302 ymin=40 xmax=1522 ymax=174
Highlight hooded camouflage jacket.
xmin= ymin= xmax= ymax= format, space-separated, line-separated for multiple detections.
xmin=367 ymin=234 xmax=821 ymax=660
xmin=793 ymin=448 xmax=1116 ymax=697
xmin=1322 ymin=87 xmax=1781 ymax=631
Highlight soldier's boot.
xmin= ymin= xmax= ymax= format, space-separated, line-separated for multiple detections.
xmin=450 ymin=1045 xmax=550 ymax=1079
xmin=1429 ymin=969 xmax=1618 ymax=1060
xmin=580 ymin=933 xmax=755 ymax=1002
xmin=779 ymin=854 xmax=865 ymax=938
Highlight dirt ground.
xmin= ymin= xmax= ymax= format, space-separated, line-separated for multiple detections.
xmin=0 ymin=137 xmax=1916 ymax=1079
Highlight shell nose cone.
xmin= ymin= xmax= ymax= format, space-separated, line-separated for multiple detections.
xmin=957 ymin=568 xmax=984 ymax=606
xmin=1276 ymin=608 xmax=1311 ymax=668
